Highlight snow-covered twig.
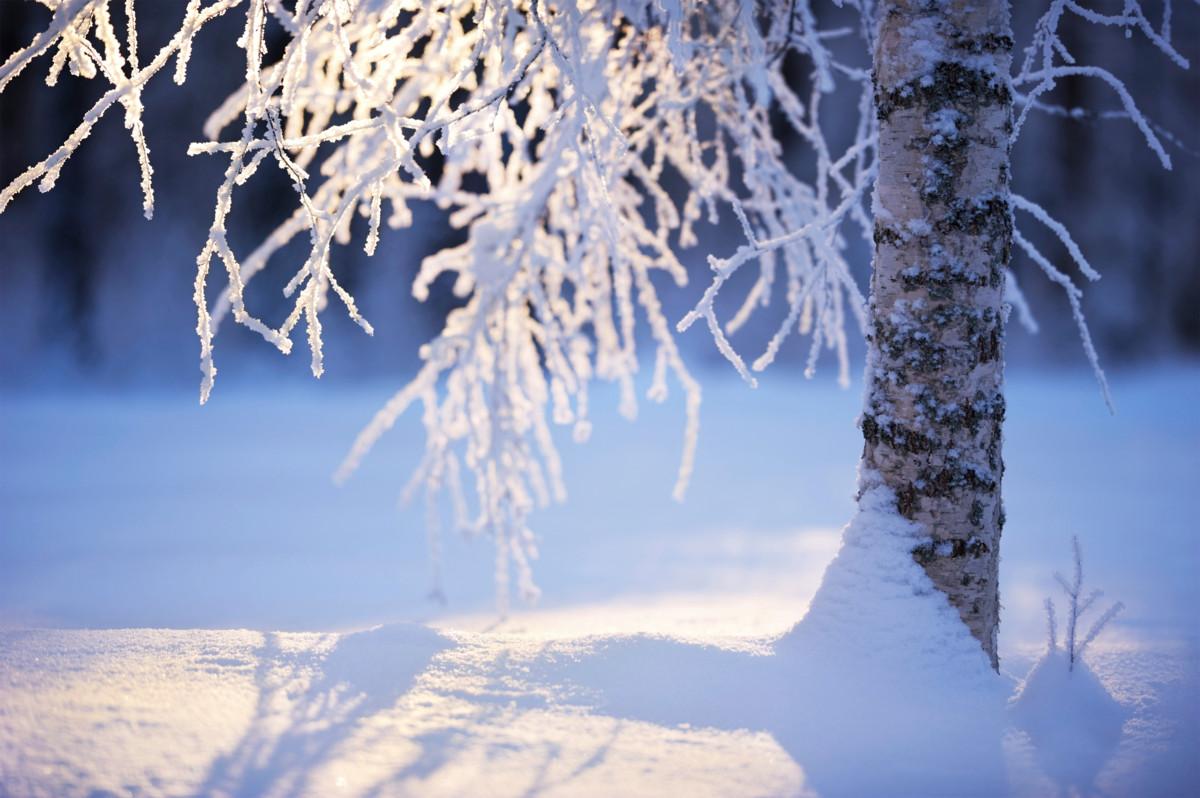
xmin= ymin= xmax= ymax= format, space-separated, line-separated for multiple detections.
xmin=1045 ymin=535 xmax=1124 ymax=671
xmin=1014 ymin=0 xmax=1188 ymax=169
xmin=1009 ymin=1 xmax=1191 ymax=412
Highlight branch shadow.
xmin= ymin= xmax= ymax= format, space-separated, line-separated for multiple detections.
xmin=198 ymin=622 xmax=453 ymax=797
xmin=186 ymin=620 xmax=1139 ymax=797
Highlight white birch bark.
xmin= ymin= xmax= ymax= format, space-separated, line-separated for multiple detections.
xmin=865 ymin=0 xmax=1014 ymax=669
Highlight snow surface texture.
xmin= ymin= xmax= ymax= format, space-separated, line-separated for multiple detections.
xmin=1 ymin=367 xmax=1198 ymax=796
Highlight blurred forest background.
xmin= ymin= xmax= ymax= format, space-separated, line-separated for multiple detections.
xmin=0 ymin=1 xmax=1196 ymax=392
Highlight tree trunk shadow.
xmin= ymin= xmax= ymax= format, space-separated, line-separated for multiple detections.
xmin=527 ymin=632 xmax=1012 ymax=797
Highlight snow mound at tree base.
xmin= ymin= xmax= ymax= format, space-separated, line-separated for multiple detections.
xmin=779 ymin=476 xmax=1000 ymax=686
xmin=765 ymin=478 xmax=1011 ymax=795
xmin=522 ymin=481 xmax=1016 ymax=795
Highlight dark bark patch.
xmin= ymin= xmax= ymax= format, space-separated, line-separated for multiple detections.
xmin=950 ymin=32 xmax=1014 ymax=56
xmin=916 ymin=463 xmax=998 ymax=498
xmin=874 ymin=225 xmax=906 ymax=248
xmin=899 ymin=257 xmax=987 ymax=298
xmin=897 ymin=482 xmax=919 ymax=519
xmin=877 ymin=62 xmax=1012 ymax=122
xmin=862 ymin=413 xmax=937 ymax=454
xmin=911 ymin=535 xmax=991 ymax=567
xmin=936 ymin=195 xmax=1011 ymax=239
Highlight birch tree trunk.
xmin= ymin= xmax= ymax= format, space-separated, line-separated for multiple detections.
xmin=864 ymin=0 xmax=1013 ymax=669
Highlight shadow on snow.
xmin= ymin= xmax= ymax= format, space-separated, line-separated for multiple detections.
xmin=192 ymin=621 xmax=1055 ymax=797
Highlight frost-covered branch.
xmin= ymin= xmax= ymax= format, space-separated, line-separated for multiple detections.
xmin=678 ymin=7 xmax=877 ymax=391
xmin=190 ymin=0 xmax=849 ymax=606
xmin=1014 ymin=0 xmax=1188 ymax=165
xmin=1009 ymin=0 xmax=1190 ymax=409
xmin=1011 ymin=200 xmax=1113 ymax=410
xmin=7 ymin=0 xmax=746 ymax=604
xmin=0 ymin=0 xmax=244 ymax=218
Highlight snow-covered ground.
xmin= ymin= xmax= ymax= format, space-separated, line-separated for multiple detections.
xmin=1 ymin=365 xmax=1197 ymax=796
